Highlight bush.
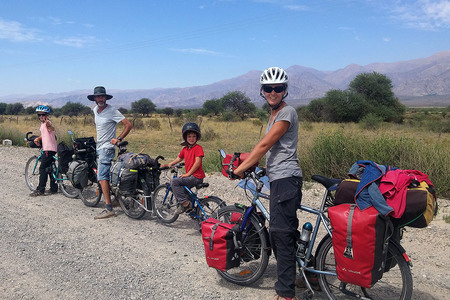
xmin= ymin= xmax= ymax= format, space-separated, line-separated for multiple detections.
xmin=302 ymin=130 xmax=450 ymax=198
xmin=147 ymin=119 xmax=161 ymax=131
xmin=359 ymin=113 xmax=383 ymax=130
xmin=202 ymin=127 xmax=217 ymax=141
xmin=132 ymin=118 xmax=145 ymax=130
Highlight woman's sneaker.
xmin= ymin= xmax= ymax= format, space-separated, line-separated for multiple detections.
xmin=29 ymin=190 xmax=45 ymax=197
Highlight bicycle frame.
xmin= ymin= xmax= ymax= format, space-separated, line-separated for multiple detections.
xmin=32 ymin=149 xmax=66 ymax=183
xmin=161 ymin=179 xmax=205 ymax=219
xmin=235 ymin=172 xmax=338 ymax=279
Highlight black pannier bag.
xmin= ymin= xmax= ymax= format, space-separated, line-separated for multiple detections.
xmin=67 ymin=160 xmax=89 ymax=189
xmin=142 ymin=165 xmax=161 ymax=193
xmin=57 ymin=141 xmax=74 ymax=174
xmin=112 ymin=152 xmax=161 ymax=194
xmin=74 ymin=137 xmax=96 ymax=162
xmin=110 ymin=159 xmax=139 ymax=196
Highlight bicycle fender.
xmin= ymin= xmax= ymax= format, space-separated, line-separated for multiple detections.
xmin=389 ymin=238 xmax=412 ymax=266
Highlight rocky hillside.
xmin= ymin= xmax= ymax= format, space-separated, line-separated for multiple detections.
xmin=2 ymin=51 xmax=450 ymax=108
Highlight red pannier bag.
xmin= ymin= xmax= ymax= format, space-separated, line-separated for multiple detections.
xmin=201 ymin=218 xmax=242 ymax=271
xmin=221 ymin=153 xmax=258 ymax=178
xmin=328 ymin=204 xmax=393 ymax=288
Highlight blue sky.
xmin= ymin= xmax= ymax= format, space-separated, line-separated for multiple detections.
xmin=0 ymin=0 xmax=449 ymax=97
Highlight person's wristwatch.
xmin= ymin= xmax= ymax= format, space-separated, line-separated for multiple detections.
xmin=117 ymin=136 xmax=122 ymax=141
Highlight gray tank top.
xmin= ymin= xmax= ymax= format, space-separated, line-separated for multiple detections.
xmin=265 ymin=105 xmax=302 ymax=182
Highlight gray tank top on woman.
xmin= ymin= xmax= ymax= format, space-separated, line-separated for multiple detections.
xmin=265 ymin=105 xmax=302 ymax=182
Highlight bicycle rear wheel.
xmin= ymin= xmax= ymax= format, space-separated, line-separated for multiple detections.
xmin=316 ymin=235 xmax=413 ymax=300
xmin=118 ymin=190 xmax=147 ymax=219
xmin=153 ymin=183 xmax=179 ymax=223
xmin=79 ymin=165 xmax=102 ymax=207
xmin=57 ymin=172 xmax=79 ymax=198
xmin=25 ymin=155 xmax=40 ymax=191
xmin=215 ymin=205 xmax=270 ymax=286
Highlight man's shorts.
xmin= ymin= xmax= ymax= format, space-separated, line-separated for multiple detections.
xmin=97 ymin=148 xmax=116 ymax=181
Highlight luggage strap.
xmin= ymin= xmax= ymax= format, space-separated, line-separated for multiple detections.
xmin=209 ymin=222 xmax=242 ymax=251
xmin=344 ymin=204 xmax=356 ymax=259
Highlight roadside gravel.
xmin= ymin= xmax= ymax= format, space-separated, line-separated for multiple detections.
xmin=0 ymin=145 xmax=449 ymax=300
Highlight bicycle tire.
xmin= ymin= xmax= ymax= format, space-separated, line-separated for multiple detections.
xmin=57 ymin=172 xmax=79 ymax=198
xmin=79 ymin=164 xmax=102 ymax=207
xmin=118 ymin=190 xmax=147 ymax=219
xmin=316 ymin=234 xmax=413 ymax=300
xmin=25 ymin=155 xmax=41 ymax=191
xmin=197 ymin=196 xmax=226 ymax=219
xmin=153 ymin=183 xmax=179 ymax=223
xmin=194 ymin=196 xmax=226 ymax=227
xmin=215 ymin=205 xmax=270 ymax=286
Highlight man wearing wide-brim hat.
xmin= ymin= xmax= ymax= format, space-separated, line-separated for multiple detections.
xmin=88 ymin=86 xmax=133 ymax=219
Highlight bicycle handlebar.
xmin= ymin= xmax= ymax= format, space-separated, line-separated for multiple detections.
xmin=25 ymin=131 xmax=33 ymax=141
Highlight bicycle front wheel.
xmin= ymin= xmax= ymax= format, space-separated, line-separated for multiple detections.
xmin=25 ymin=155 xmax=41 ymax=191
xmin=57 ymin=172 xmax=79 ymax=198
xmin=153 ymin=183 xmax=179 ymax=223
xmin=316 ymin=235 xmax=413 ymax=300
xmin=215 ymin=205 xmax=270 ymax=286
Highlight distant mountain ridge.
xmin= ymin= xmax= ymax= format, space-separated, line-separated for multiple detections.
xmin=2 ymin=51 xmax=450 ymax=108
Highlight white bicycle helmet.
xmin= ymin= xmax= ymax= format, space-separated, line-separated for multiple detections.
xmin=36 ymin=105 xmax=51 ymax=114
xmin=260 ymin=67 xmax=289 ymax=85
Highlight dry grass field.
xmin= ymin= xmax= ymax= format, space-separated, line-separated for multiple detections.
xmin=1 ymin=113 xmax=449 ymax=198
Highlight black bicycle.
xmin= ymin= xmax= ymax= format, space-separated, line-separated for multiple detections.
xmin=67 ymin=131 xmax=100 ymax=206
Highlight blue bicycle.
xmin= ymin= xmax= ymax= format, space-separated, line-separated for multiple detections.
xmin=217 ymin=149 xmax=413 ymax=299
xmin=153 ymin=163 xmax=226 ymax=227
xmin=24 ymin=132 xmax=78 ymax=198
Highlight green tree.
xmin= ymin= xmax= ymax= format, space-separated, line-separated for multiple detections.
xmin=349 ymin=72 xmax=405 ymax=122
xmin=131 ymin=98 xmax=156 ymax=116
xmin=118 ymin=107 xmax=128 ymax=114
xmin=5 ymin=103 xmax=24 ymax=115
xmin=202 ymin=98 xmax=223 ymax=115
xmin=321 ymin=89 xmax=369 ymax=122
xmin=162 ymin=107 xmax=174 ymax=116
xmin=221 ymin=91 xmax=256 ymax=120
xmin=60 ymin=101 xmax=91 ymax=116
xmin=0 ymin=103 xmax=7 ymax=115
xmin=25 ymin=106 xmax=35 ymax=114
xmin=305 ymin=98 xmax=327 ymax=121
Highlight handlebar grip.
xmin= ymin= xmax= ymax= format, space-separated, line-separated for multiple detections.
xmin=26 ymin=132 xmax=33 ymax=141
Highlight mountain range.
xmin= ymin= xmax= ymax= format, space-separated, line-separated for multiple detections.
xmin=2 ymin=51 xmax=450 ymax=109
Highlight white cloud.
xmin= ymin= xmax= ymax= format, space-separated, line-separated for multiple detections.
xmin=285 ymin=5 xmax=309 ymax=11
xmin=383 ymin=37 xmax=391 ymax=42
xmin=53 ymin=35 xmax=95 ymax=48
xmin=391 ymin=0 xmax=450 ymax=30
xmin=0 ymin=19 xmax=40 ymax=42
xmin=170 ymin=48 xmax=222 ymax=56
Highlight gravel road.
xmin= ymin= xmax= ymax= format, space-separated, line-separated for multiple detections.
xmin=1 ymin=145 xmax=449 ymax=300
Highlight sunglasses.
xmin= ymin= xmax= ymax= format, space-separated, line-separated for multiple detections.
xmin=37 ymin=114 xmax=47 ymax=116
xmin=262 ymin=85 xmax=285 ymax=93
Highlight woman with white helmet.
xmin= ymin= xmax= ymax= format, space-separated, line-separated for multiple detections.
xmin=30 ymin=105 xmax=58 ymax=197
xmin=232 ymin=67 xmax=303 ymax=300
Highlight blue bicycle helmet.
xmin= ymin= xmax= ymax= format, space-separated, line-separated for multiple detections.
xmin=36 ymin=105 xmax=51 ymax=114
